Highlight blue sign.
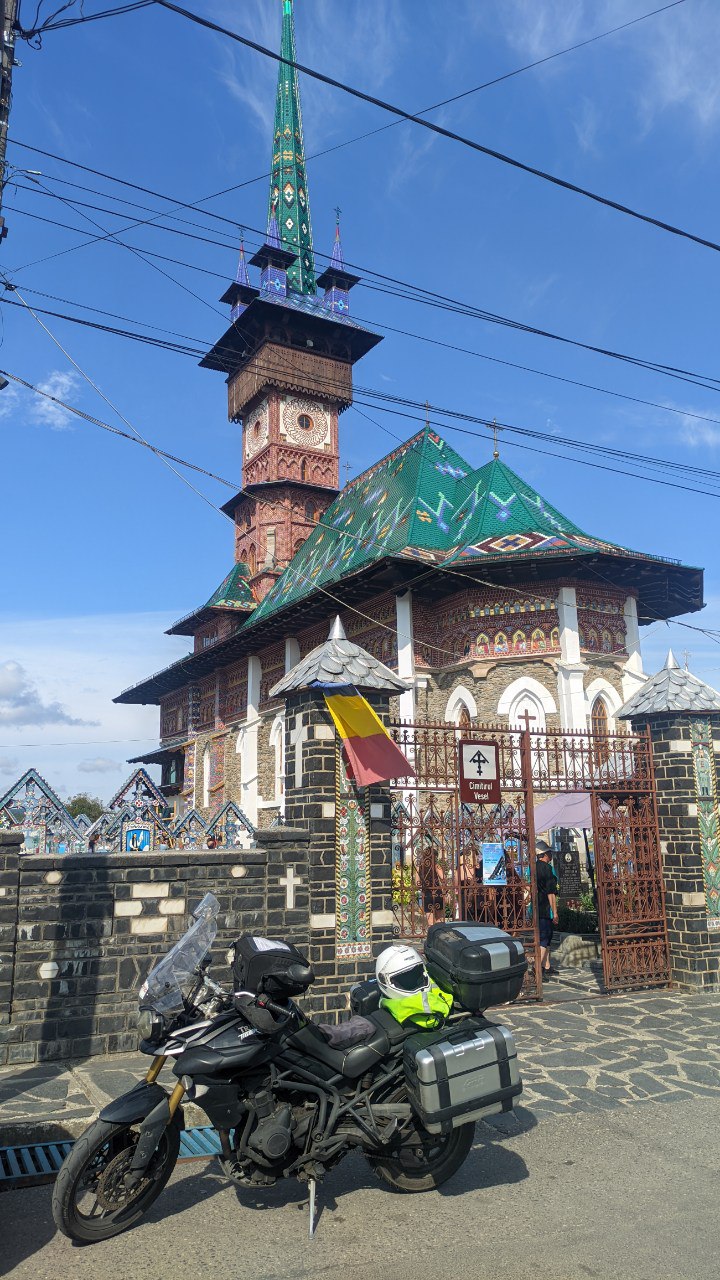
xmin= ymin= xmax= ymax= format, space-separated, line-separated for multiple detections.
xmin=482 ymin=842 xmax=506 ymax=886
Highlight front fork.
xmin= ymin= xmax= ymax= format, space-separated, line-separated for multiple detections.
xmin=125 ymin=1057 xmax=185 ymax=1187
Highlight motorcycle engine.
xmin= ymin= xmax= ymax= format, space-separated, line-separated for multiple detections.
xmin=244 ymin=1089 xmax=296 ymax=1166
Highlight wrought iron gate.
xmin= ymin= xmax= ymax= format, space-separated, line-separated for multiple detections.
xmin=390 ymin=720 xmax=670 ymax=997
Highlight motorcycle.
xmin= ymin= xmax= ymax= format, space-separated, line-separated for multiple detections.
xmin=52 ymin=895 xmax=526 ymax=1243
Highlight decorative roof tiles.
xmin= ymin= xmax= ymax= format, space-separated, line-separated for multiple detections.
xmin=249 ymin=428 xmax=670 ymax=626
xmin=269 ymin=0 xmax=316 ymax=294
xmin=619 ymin=651 xmax=720 ymax=718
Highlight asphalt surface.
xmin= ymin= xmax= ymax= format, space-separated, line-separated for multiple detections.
xmin=1 ymin=1093 xmax=717 ymax=1280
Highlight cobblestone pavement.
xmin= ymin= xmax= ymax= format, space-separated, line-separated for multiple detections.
xmin=497 ymin=988 xmax=720 ymax=1122
xmin=1 ymin=990 xmax=718 ymax=1143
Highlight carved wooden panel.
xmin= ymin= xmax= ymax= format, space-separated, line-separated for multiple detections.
xmin=228 ymin=342 xmax=353 ymax=418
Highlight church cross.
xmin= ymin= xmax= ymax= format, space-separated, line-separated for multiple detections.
xmin=343 ymin=460 xmax=352 ymax=484
xmin=333 ymin=205 xmax=342 ymax=224
xmin=280 ymin=865 xmax=303 ymax=909
xmin=491 ymin=419 xmax=503 ymax=459
xmin=517 ymin=708 xmax=537 ymax=733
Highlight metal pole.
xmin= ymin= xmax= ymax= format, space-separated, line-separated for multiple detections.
xmin=519 ymin=724 xmax=542 ymax=998
xmin=0 ymin=0 xmax=19 ymax=243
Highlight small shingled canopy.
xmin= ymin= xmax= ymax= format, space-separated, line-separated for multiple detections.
xmin=269 ymin=616 xmax=408 ymax=697
xmin=619 ymin=650 xmax=720 ymax=719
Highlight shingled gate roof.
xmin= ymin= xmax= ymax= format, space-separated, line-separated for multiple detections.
xmin=619 ymin=650 xmax=720 ymax=718
xmin=270 ymin=616 xmax=407 ymax=696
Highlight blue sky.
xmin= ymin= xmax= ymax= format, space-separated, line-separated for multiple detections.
xmin=1 ymin=0 xmax=720 ymax=799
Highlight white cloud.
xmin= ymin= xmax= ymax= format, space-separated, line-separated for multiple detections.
xmin=0 ymin=660 xmax=92 ymax=727
xmin=572 ymin=96 xmax=599 ymax=154
xmin=0 ymin=612 xmax=188 ymax=801
xmin=0 ymin=382 xmax=20 ymax=419
xmin=0 ymin=754 xmax=18 ymax=776
xmin=661 ymin=403 xmax=720 ymax=449
xmin=212 ymin=0 xmax=405 ymax=153
xmin=636 ymin=0 xmax=720 ymax=132
xmin=78 ymin=757 xmax=122 ymax=774
xmin=28 ymin=371 xmax=82 ymax=432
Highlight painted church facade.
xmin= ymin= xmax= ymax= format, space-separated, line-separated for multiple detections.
xmin=116 ymin=0 xmax=703 ymax=826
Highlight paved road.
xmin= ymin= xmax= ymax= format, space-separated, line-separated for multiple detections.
xmin=1 ymin=1094 xmax=717 ymax=1280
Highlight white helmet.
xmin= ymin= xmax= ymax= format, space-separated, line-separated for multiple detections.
xmin=376 ymin=945 xmax=430 ymax=1000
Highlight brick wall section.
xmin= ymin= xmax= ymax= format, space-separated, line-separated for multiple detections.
xmin=0 ymin=830 xmax=311 ymax=1066
xmin=631 ymin=711 xmax=720 ymax=990
xmin=283 ymin=689 xmax=393 ymax=1018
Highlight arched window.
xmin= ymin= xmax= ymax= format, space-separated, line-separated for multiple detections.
xmin=591 ymin=696 xmax=610 ymax=766
xmin=461 ymin=635 xmax=471 ymax=657
xmin=591 ymin=696 xmax=608 ymax=736
xmin=300 ymin=459 xmax=308 ymax=482
xmin=202 ymin=745 xmax=211 ymax=808
xmin=293 ymin=537 xmax=305 ymax=556
xmin=247 ymin=544 xmax=257 ymax=575
xmin=508 ymin=690 xmax=545 ymax=733
xmin=458 ymin=706 xmax=472 ymax=736
xmin=304 ymin=500 xmax=314 ymax=521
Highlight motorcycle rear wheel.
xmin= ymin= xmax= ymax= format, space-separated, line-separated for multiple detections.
xmin=367 ymin=1119 xmax=474 ymax=1193
xmin=52 ymin=1116 xmax=181 ymax=1243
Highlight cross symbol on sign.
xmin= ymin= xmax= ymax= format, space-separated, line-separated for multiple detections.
xmin=280 ymin=866 xmax=303 ymax=910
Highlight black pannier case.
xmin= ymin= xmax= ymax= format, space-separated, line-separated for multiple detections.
xmin=403 ymin=1016 xmax=521 ymax=1134
xmin=424 ymin=923 xmax=527 ymax=1011
xmin=231 ymin=935 xmax=314 ymax=999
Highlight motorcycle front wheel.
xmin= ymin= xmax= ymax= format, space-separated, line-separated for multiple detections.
xmin=366 ymin=1118 xmax=474 ymax=1193
xmin=52 ymin=1116 xmax=181 ymax=1243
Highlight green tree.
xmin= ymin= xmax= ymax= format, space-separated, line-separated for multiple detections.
xmin=66 ymin=793 xmax=105 ymax=823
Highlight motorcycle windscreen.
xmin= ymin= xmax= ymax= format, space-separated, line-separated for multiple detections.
xmin=139 ymin=892 xmax=220 ymax=1015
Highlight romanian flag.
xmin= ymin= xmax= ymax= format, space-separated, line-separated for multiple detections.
xmin=321 ymin=685 xmax=415 ymax=787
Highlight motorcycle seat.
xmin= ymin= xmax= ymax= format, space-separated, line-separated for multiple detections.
xmin=289 ymin=1018 xmax=390 ymax=1080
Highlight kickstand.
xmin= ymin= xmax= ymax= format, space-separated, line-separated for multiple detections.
xmin=308 ymin=1176 xmax=317 ymax=1239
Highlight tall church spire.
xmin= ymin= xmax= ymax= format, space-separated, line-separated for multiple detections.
xmin=269 ymin=0 xmax=316 ymax=295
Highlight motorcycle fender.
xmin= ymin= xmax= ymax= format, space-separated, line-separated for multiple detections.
xmin=99 ymin=1080 xmax=184 ymax=1129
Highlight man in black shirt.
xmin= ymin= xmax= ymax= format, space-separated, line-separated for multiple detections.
xmin=536 ymin=841 xmax=559 ymax=979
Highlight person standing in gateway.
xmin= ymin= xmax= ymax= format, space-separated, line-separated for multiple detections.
xmin=536 ymin=841 xmax=559 ymax=979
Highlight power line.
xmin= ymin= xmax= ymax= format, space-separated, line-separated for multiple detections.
xmin=4 ymin=360 xmax=720 ymax=660
xmin=10 ymin=185 xmax=720 ymax=402
xmin=153 ymin=0 xmax=720 ymax=260
xmin=6 ymin=291 xmax=720 ymax=500
xmin=8 ymin=0 xmax=688 ymax=258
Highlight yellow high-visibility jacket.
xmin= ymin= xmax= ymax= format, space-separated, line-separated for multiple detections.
xmin=380 ymin=982 xmax=453 ymax=1029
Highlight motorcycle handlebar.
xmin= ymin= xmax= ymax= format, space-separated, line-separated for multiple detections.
xmin=257 ymin=995 xmax=295 ymax=1024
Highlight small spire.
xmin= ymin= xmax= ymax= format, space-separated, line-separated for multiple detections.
xmin=328 ymin=615 xmax=347 ymax=642
xmin=492 ymin=419 xmax=501 ymax=459
xmin=664 ymin=649 xmax=680 ymax=670
xmin=234 ymin=233 xmax=249 ymax=287
xmin=267 ymin=199 xmax=281 ymax=249
xmin=331 ymin=206 xmax=345 ymax=269
xmin=424 ymin=400 xmax=430 ymax=431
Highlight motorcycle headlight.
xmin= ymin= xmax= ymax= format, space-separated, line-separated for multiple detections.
xmin=137 ymin=1007 xmax=158 ymax=1041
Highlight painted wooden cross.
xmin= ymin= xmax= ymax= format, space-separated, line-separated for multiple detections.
xmin=517 ymin=708 xmax=537 ymax=733
xmin=280 ymin=865 xmax=303 ymax=910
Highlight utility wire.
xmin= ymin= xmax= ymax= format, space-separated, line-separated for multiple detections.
xmin=4 ymin=361 xmax=719 ymax=660
xmin=8 ymin=1 xmax=689 ymax=258
xmin=10 ymin=189 xmax=720 ymax=402
xmin=154 ymin=0 xmax=719 ymax=259
xmin=6 ymin=292 xmax=720 ymax=500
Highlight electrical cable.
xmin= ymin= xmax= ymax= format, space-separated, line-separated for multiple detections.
xmin=3 ymin=362 xmax=718 ymax=661
xmin=10 ymin=188 xmax=720 ymax=403
xmin=153 ymin=0 xmax=720 ymax=259
xmin=6 ymin=289 xmax=720 ymax=501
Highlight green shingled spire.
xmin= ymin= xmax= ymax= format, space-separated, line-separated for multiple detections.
xmin=269 ymin=0 xmax=316 ymax=295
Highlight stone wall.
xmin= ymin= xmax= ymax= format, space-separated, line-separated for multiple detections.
xmin=632 ymin=712 xmax=720 ymax=989
xmin=0 ymin=827 xmax=311 ymax=1066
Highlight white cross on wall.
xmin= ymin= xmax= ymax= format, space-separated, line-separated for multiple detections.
xmin=280 ymin=866 xmax=303 ymax=910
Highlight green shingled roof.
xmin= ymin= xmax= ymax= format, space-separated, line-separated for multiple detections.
xmin=248 ymin=429 xmax=660 ymax=627
xmin=206 ymin=562 xmax=256 ymax=611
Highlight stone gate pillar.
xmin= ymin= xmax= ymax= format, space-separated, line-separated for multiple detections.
xmin=270 ymin=619 xmax=406 ymax=1018
xmin=0 ymin=831 xmax=22 ymax=1054
xmin=620 ymin=652 xmax=720 ymax=990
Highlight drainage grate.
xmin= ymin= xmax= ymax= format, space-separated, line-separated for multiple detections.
xmin=0 ymin=1127 xmax=222 ymax=1190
